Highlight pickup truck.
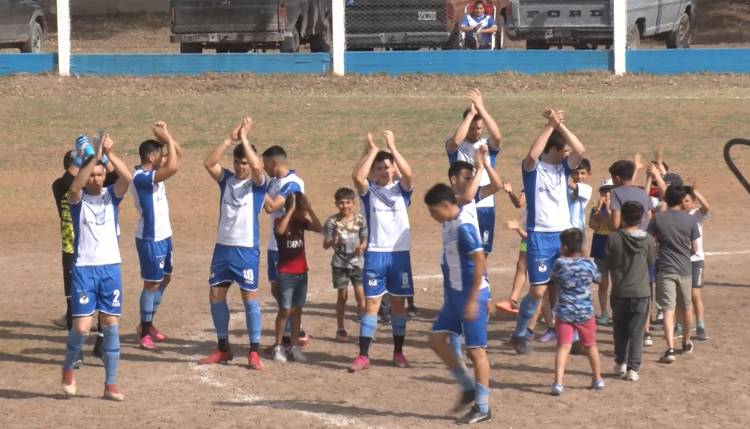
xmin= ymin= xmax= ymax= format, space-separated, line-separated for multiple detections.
xmin=0 ymin=0 xmax=46 ymax=53
xmin=503 ymin=0 xmax=696 ymax=49
xmin=170 ymin=0 xmax=331 ymax=53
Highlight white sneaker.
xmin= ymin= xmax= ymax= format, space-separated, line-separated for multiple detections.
xmin=626 ymin=370 xmax=639 ymax=381
xmin=272 ymin=345 xmax=287 ymax=363
xmin=614 ymin=363 xmax=627 ymax=378
xmin=288 ymin=346 xmax=307 ymax=363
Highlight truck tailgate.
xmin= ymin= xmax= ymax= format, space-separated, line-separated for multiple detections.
xmin=172 ymin=0 xmax=281 ymax=34
xmin=346 ymin=0 xmax=450 ymax=34
xmin=515 ymin=0 xmax=611 ymax=28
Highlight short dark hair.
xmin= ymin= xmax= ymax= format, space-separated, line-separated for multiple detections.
xmin=63 ymin=150 xmax=75 ymax=170
xmin=262 ymin=145 xmax=287 ymax=159
xmin=373 ymin=151 xmax=394 ymax=165
xmin=609 ymin=160 xmax=635 ymax=181
xmin=664 ymin=185 xmax=686 ymax=207
xmin=285 ymin=191 xmax=303 ymax=211
xmin=650 ymin=160 xmax=669 ymax=172
xmin=233 ymin=143 xmax=257 ymax=159
xmin=138 ymin=139 xmax=163 ymax=162
xmin=543 ymin=130 xmax=566 ymax=154
xmin=462 ymin=108 xmax=482 ymax=121
xmin=334 ymin=187 xmax=357 ymax=201
xmin=448 ymin=161 xmax=474 ymax=179
xmin=424 ymin=183 xmax=457 ymax=206
xmin=559 ymin=228 xmax=583 ymax=253
xmin=621 ymin=201 xmax=644 ymax=227
xmin=574 ymin=158 xmax=591 ymax=173
xmin=683 ymin=185 xmax=695 ymax=198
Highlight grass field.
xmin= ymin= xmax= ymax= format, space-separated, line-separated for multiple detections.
xmin=1 ymin=73 xmax=750 ymax=428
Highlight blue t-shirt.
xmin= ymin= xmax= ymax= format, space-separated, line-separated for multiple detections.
xmin=461 ymin=13 xmax=495 ymax=46
xmin=551 ymin=257 xmax=601 ymax=323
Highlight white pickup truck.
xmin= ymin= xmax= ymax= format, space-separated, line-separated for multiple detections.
xmin=502 ymin=0 xmax=696 ymax=49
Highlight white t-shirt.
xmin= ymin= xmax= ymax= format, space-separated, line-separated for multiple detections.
xmin=130 ymin=168 xmax=172 ymax=241
xmin=216 ymin=169 xmax=268 ymax=248
xmin=267 ymin=171 xmax=305 ymax=251
xmin=446 ymin=138 xmax=501 ymax=209
xmin=568 ymin=182 xmax=592 ymax=231
xmin=522 ymin=159 xmax=573 ymax=233
xmin=690 ymin=208 xmax=708 ymax=261
xmin=361 ymin=180 xmax=412 ymax=252
xmin=70 ymin=186 xmax=124 ymax=266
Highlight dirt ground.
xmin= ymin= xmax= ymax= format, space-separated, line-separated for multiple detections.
xmin=1 ymin=74 xmax=750 ymax=428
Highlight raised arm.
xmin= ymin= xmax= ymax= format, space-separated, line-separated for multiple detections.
xmin=204 ymin=131 xmax=233 ymax=182
xmin=449 ymin=103 xmax=477 ymax=152
xmin=557 ymin=117 xmax=585 ymax=169
xmin=383 ymin=130 xmax=413 ymax=191
xmin=692 ymin=180 xmax=710 ymax=215
xmin=648 ymin=162 xmax=668 ymax=197
xmin=502 ymin=181 xmax=525 ymax=209
xmin=153 ymin=122 xmax=179 ymax=183
xmin=468 ymin=89 xmax=502 ymax=150
xmin=275 ymin=194 xmax=296 ymax=235
xmin=101 ymin=135 xmax=133 ymax=198
xmin=352 ymin=133 xmax=378 ymax=196
xmin=298 ymin=194 xmax=323 ymax=233
xmin=478 ymin=147 xmax=503 ymax=200
xmin=457 ymin=146 xmax=486 ymax=205
xmin=524 ymin=108 xmax=559 ymax=172
xmin=237 ymin=116 xmax=265 ymax=186
xmin=69 ymin=143 xmax=102 ymax=203
xmin=632 ymin=153 xmax=644 ymax=183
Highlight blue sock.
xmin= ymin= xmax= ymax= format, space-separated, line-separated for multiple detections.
xmin=450 ymin=366 xmax=474 ymax=391
xmin=102 ymin=324 xmax=120 ymax=385
xmin=450 ymin=334 xmax=464 ymax=360
xmin=513 ymin=294 xmax=540 ymax=338
xmin=244 ymin=299 xmax=262 ymax=345
xmin=63 ymin=330 xmax=86 ymax=370
xmin=210 ymin=301 xmax=230 ymax=341
xmin=139 ymin=289 xmax=157 ymax=322
xmin=284 ymin=319 xmax=292 ymax=337
xmin=152 ymin=282 xmax=167 ymax=315
xmin=391 ymin=314 xmax=407 ymax=337
xmin=475 ymin=383 xmax=490 ymax=413
xmin=359 ymin=314 xmax=377 ymax=338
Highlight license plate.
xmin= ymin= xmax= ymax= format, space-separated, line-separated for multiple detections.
xmin=417 ymin=10 xmax=437 ymax=21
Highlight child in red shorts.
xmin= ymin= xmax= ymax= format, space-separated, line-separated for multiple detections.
xmin=549 ymin=228 xmax=604 ymax=396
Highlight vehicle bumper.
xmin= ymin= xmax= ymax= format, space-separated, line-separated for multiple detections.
xmin=346 ymin=31 xmax=452 ymax=48
xmin=170 ymin=32 xmax=286 ymax=44
xmin=506 ymin=27 xmax=613 ymax=44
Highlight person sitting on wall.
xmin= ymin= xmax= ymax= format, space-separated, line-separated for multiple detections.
xmin=461 ymin=1 xmax=498 ymax=50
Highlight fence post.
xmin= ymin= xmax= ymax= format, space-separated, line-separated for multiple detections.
xmin=57 ymin=0 xmax=71 ymax=76
xmin=331 ymin=0 xmax=345 ymax=76
xmin=612 ymin=0 xmax=626 ymax=75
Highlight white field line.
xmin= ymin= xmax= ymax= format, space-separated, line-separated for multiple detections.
xmin=273 ymin=94 xmax=750 ymax=101
xmin=704 ymin=250 xmax=750 ymax=256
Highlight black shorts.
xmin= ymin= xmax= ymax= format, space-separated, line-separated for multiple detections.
xmin=692 ymin=260 xmax=704 ymax=289
xmin=62 ymin=251 xmax=73 ymax=297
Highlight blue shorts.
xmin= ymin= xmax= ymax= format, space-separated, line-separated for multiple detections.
xmin=267 ymin=249 xmax=279 ymax=283
xmin=209 ymin=244 xmax=260 ymax=291
xmin=363 ymin=251 xmax=414 ymax=298
xmin=70 ymin=264 xmax=123 ymax=317
xmin=135 ymin=237 xmax=173 ymax=282
xmin=476 ymin=207 xmax=495 ymax=254
xmin=276 ymin=272 xmax=308 ymax=309
xmin=432 ymin=288 xmax=490 ymax=348
xmin=526 ymin=231 xmax=561 ymax=285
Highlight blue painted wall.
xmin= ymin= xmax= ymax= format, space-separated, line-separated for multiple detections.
xmin=627 ymin=49 xmax=750 ymax=75
xmin=345 ymin=50 xmax=611 ymax=75
xmin=0 ymin=54 xmax=55 ymax=75
xmin=70 ymin=53 xmax=331 ymax=76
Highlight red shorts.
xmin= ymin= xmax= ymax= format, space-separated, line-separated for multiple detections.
xmin=555 ymin=318 xmax=596 ymax=347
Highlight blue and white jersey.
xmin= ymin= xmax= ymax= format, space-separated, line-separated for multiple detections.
xmin=130 ymin=167 xmax=172 ymax=241
xmin=70 ymin=186 xmax=124 ymax=266
xmin=461 ymin=13 xmax=496 ymax=45
xmin=523 ymin=159 xmax=573 ymax=233
xmin=446 ymin=138 xmax=500 ymax=209
xmin=441 ymin=207 xmax=489 ymax=293
xmin=267 ymin=170 xmax=305 ymax=251
xmin=361 ymin=180 xmax=412 ymax=252
xmin=216 ymin=169 xmax=268 ymax=248
xmin=568 ymin=182 xmax=592 ymax=232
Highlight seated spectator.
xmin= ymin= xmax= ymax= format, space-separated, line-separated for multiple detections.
xmin=461 ymin=1 xmax=498 ymax=50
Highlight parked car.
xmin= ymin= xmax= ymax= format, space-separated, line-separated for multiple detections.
xmin=503 ymin=0 xmax=696 ymax=49
xmin=0 ymin=0 xmax=46 ymax=53
xmin=170 ymin=0 xmax=331 ymax=53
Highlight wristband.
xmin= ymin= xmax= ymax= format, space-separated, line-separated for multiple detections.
xmin=101 ymin=154 xmax=110 ymax=165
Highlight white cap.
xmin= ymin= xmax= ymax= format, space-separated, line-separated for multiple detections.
xmin=600 ymin=178 xmax=614 ymax=189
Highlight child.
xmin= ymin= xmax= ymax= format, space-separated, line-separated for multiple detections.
xmin=549 ymin=228 xmax=603 ymax=396
xmin=272 ymin=192 xmax=322 ymax=363
xmin=323 ymin=188 xmax=368 ymax=343
xmin=569 ymin=158 xmax=593 ymax=234
xmin=609 ymin=159 xmax=653 ymax=231
xmin=495 ymin=181 xmax=526 ymax=315
xmin=606 ymin=201 xmax=656 ymax=381
xmin=682 ymin=183 xmax=710 ymax=341
xmin=425 ymin=183 xmax=492 ymax=424
xmin=649 ymin=185 xmax=700 ymax=363
xmin=589 ymin=179 xmax=614 ymax=325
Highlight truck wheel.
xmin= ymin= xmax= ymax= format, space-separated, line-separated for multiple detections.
xmin=21 ymin=22 xmax=43 ymax=53
xmin=180 ymin=43 xmax=202 ymax=54
xmin=281 ymin=28 xmax=300 ymax=53
xmin=666 ymin=13 xmax=691 ymax=49
xmin=310 ymin=16 xmax=332 ymax=52
xmin=526 ymin=40 xmax=549 ymax=50
xmin=627 ymin=24 xmax=640 ymax=49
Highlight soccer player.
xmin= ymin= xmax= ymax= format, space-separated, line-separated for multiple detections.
xmin=131 ymin=122 xmax=183 ymax=350
xmin=509 ymin=108 xmax=586 ymax=355
xmin=60 ymin=134 xmax=132 ymax=401
xmin=262 ymin=145 xmax=307 ymax=348
xmin=425 ymin=183 xmax=492 ymax=424
xmin=349 ymin=130 xmax=415 ymax=372
xmin=199 ymin=117 xmax=268 ymax=370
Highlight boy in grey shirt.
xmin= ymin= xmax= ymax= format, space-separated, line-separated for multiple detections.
xmin=323 ymin=187 xmax=368 ymax=343
xmin=648 ymin=185 xmax=700 ymax=363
